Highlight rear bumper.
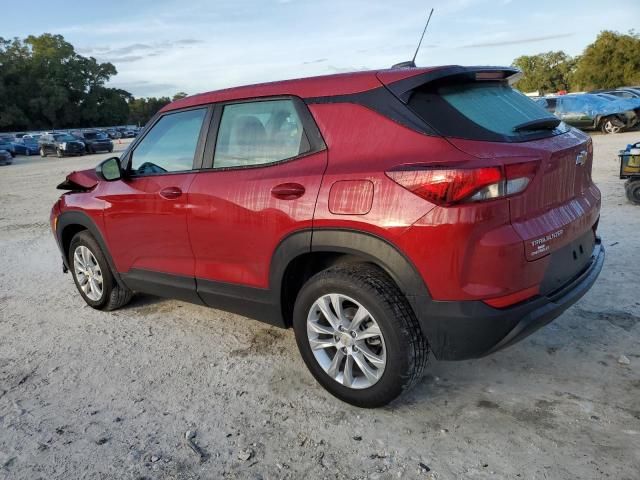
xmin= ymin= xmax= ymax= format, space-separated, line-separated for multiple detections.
xmin=419 ymin=238 xmax=605 ymax=360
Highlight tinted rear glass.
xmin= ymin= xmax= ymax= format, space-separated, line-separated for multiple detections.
xmin=408 ymin=80 xmax=567 ymax=142
xmin=439 ymin=83 xmax=551 ymax=135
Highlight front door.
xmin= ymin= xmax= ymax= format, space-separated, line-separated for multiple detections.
xmin=102 ymin=107 xmax=210 ymax=299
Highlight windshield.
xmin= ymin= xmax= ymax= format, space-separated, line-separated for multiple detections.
xmin=54 ymin=134 xmax=77 ymax=142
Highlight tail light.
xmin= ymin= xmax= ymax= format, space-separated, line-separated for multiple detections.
xmin=386 ymin=161 xmax=538 ymax=206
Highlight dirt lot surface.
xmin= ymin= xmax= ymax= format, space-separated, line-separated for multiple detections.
xmin=0 ymin=133 xmax=639 ymax=479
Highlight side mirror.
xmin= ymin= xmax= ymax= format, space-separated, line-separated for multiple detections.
xmin=96 ymin=157 xmax=122 ymax=181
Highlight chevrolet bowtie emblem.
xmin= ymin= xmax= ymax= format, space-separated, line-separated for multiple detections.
xmin=576 ymin=150 xmax=587 ymax=166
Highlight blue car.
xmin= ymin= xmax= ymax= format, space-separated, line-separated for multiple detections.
xmin=12 ymin=137 xmax=40 ymax=156
xmin=536 ymin=94 xmax=640 ymax=134
xmin=0 ymin=137 xmax=15 ymax=156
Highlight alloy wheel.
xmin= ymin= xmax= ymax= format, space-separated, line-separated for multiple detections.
xmin=306 ymin=293 xmax=386 ymax=389
xmin=604 ymin=120 xmax=622 ymax=134
xmin=73 ymin=245 xmax=104 ymax=301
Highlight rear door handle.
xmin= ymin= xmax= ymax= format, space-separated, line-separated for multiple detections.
xmin=159 ymin=186 xmax=183 ymax=199
xmin=271 ymin=183 xmax=305 ymax=200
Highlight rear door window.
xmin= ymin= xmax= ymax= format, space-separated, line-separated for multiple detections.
xmin=213 ymin=99 xmax=310 ymax=169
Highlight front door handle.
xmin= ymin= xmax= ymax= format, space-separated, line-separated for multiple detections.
xmin=271 ymin=183 xmax=305 ymax=200
xmin=159 ymin=186 xmax=182 ymax=199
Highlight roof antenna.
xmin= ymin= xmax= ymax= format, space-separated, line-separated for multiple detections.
xmin=392 ymin=8 xmax=434 ymax=69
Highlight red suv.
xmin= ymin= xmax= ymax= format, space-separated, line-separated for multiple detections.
xmin=51 ymin=66 xmax=604 ymax=407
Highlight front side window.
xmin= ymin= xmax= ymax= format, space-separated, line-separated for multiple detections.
xmin=213 ymin=99 xmax=309 ymax=169
xmin=130 ymin=108 xmax=206 ymax=175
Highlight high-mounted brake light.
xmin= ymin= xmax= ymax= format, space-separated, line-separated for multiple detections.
xmin=386 ymin=161 xmax=538 ymax=206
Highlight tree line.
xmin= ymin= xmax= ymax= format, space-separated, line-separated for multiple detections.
xmin=512 ymin=30 xmax=640 ymax=94
xmin=0 ymin=34 xmax=187 ymax=132
xmin=1 ymin=30 xmax=639 ymax=132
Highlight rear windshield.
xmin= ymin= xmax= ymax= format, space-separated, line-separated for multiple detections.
xmin=408 ymin=80 xmax=567 ymax=142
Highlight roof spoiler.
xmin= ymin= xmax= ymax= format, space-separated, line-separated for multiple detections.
xmin=379 ymin=66 xmax=523 ymax=104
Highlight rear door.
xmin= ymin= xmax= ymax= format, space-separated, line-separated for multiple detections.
xmin=187 ymin=97 xmax=327 ymax=299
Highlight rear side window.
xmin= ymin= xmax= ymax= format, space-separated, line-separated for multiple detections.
xmin=408 ymin=81 xmax=566 ymax=142
xmin=213 ymin=99 xmax=310 ymax=169
xmin=131 ymin=108 xmax=206 ymax=175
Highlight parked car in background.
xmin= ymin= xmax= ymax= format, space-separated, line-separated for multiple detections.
xmin=51 ymin=65 xmax=604 ymax=407
xmin=116 ymin=126 xmax=136 ymax=138
xmin=12 ymin=137 xmax=40 ymax=156
xmin=38 ymin=133 xmax=85 ymax=157
xmin=104 ymin=129 xmax=122 ymax=139
xmin=71 ymin=130 xmax=114 ymax=153
xmin=537 ymin=94 xmax=639 ymax=133
xmin=22 ymin=134 xmax=41 ymax=141
xmin=0 ymin=149 xmax=12 ymax=165
xmin=591 ymin=88 xmax=640 ymax=99
xmin=0 ymin=136 xmax=15 ymax=157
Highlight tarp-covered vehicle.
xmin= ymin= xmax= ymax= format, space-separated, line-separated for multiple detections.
xmin=536 ymin=94 xmax=640 ymax=134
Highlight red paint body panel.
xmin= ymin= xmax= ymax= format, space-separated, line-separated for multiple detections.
xmin=328 ymin=180 xmax=374 ymax=215
xmin=163 ymin=71 xmax=384 ymax=112
xmin=64 ymin=169 xmax=99 ymax=190
xmin=100 ymin=174 xmax=197 ymax=276
xmin=187 ymin=151 xmax=327 ymax=288
xmin=447 ymin=129 xmax=600 ymax=261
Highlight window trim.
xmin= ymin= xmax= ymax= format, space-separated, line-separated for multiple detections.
xmin=122 ymin=104 xmax=214 ymax=178
xmin=200 ymin=95 xmax=326 ymax=171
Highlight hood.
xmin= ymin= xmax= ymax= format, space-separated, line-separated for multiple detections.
xmin=56 ymin=168 xmax=99 ymax=191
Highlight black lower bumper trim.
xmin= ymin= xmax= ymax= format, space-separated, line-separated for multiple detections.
xmin=419 ymin=239 xmax=605 ymax=361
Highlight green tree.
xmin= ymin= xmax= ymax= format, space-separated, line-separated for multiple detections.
xmin=172 ymin=91 xmax=188 ymax=101
xmin=572 ymin=30 xmax=640 ymax=90
xmin=127 ymin=96 xmax=172 ymax=126
xmin=0 ymin=34 xmax=126 ymax=131
xmin=512 ymin=51 xmax=576 ymax=94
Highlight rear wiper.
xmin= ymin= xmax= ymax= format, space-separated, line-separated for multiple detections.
xmin=513 ymin=117 xmax=561 ymax=132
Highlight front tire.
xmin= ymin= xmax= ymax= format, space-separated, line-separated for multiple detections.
xmin=69 ymin=231 xmax=133 ymax=310
xmin=56 ymin=149 xmax=63 ymax=158
xmin=293 ymin=264 xmax=429 ymax=408
xmin=40 ymin=147 xmax=46 ymax=157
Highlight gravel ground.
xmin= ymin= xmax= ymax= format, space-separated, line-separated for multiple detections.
xmin=0 ymin=133 xmax=638 ymax=480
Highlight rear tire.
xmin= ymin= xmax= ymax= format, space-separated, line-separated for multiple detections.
xmin=56 ymin=148 xmax=63 ymax=158
xmin=25 ymin=149 xmax=30 ymax=156
xmin=625 ymin=179 xmax=640 ymax=205
xmin=293 ymin=264 xmax=429 ymax=408
xmin=69 ymin=231 xmax=133 ymax=311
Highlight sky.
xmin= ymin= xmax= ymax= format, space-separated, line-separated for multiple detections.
xmin=3 ymin=0 xmax=639 ymax=98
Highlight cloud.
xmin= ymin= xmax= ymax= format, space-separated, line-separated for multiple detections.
xmin=106 ymin=55 xmax=145 ymax=63
xmin=80 ymin=39 xmax=203 ymax=64
xmin=108 ymin=80 xmax=179 ymax=97
xmin=303 ymin=58 xmax=328 ymax=64
xmin=462 ymin=33 xmax=574 ymax=48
